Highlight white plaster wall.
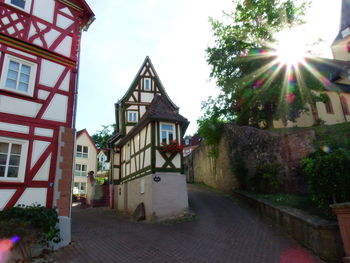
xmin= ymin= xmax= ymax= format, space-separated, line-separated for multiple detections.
xmin=0 ymin=189 xmax=16 ymax=210
xmin=42 ymin=94 xmax=68 ymax=123
xmin=33 ymin=154 xmax=51 ymax=181
xmin=56 ymin=14 xmax=74 ymax=30
xmin=140 ymin=106 xmax=146 ymax=118
xmin=7 ymin=48 xmax=37 ymax=60
xmin=0 ymin=95 xmax=41 ymax=117
xmin=34 ymin=127 xmax=54 ymax=137
xmin=125 ymin=175 xmax=153 ymax=217
xmin=0 ymin=122 xmax=29 ymax=134
xmin=316 ymin=92 xmax=345 ymax=125
xmin=59 ymin=71 xmax=71 ymax=92
xmin=152 ymin=173 xmax=188 ymax=220
xmin=141 ymin=93 xmax=154 ymax=103
xmin=156 ymin=151 xmax=165 ymax=167
xmin=16 ymin=188 xmax=47 ymax=207
xmin=31 ymin=140 xmax=50 ymax=168
xmin=38 ymin=90 xmax=50 ymax=100
xmin=55 ymin=36 xmax=72 ymax=57
xmin=33 ymin=0 xmax=55 ymax=23
xmin=39 ymin=60 xmax=65 ymax=88
xmin=144 ymin=148 xmax=151 ymax=167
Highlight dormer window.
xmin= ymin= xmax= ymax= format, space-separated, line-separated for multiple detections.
xmin=127 ymin=111 xmax=138 ymax=122
xmin=5 ymin=0 xmax=32 ymax=12
xmin=144 ymin=78 xmax=151 ymax=91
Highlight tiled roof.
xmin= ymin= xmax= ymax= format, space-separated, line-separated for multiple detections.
xmin=142 ymin=94 xmax=188 ymax=124
xmin=333 ymin=0 xmax=350 ymax=44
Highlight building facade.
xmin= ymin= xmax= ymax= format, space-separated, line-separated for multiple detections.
xmin=73 ymin=129 xmax=97 ymax=196
xmin=109 ymin=57 xmax=189 ymax=221
xmin=0 ymin=0 xmax=94 ymax=247
xmin=274 ymin=0 xmax=350 ymax=128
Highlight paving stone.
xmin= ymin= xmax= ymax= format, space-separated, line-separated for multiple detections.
xmin=53 ymin=184 xmax=325 ymax=263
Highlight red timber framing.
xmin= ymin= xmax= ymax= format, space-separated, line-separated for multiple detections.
xmin=0 ymin=0 xmax=94 ymax=213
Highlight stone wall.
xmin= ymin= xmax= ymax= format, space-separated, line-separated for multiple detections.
xmin=233 ymin=190 xmax=344 ymax=262
xmin=187 ymin=124 xmax=315 ymax=193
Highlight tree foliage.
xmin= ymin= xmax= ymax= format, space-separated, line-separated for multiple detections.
xmin=91 ymin=125 xmax=115 ymax=149
xmin=204 ymin=0 xmax=324 ymax=128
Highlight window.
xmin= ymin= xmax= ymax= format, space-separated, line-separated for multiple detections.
xmin=0 ymin=54 xmax=37 ymax=97
xmin=76 ymin=145 xmax=88 ymax=158
xmin=160 ymin=123 xmax=175 ymax=144
xmin=127 ymin=111 xmax=138 ymax=122
xmin=5 ymin=0 xmax=32 ymax=12
xmin=0 ymin=137 xmax=28 ymax=182
xmin=75 ymin=164 xmax=87 ymax=177
xmin=73 ymin=182 xmax=87 ymax=194
xmin=144 ymin=78 xmax=151 ymax=91
xmin=325 ymin=95 xmax=334 ymax=114
xmin=340 ymin=95 xmax=350 ymax=115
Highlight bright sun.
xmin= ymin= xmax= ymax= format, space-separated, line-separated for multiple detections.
xmin=275 ymin=29 xmax=308 ymax=66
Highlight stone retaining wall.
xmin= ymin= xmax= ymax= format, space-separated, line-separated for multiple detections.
xmin=233 ymin=190 xmax=344 ymax=263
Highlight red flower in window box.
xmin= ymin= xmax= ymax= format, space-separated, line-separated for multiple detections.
xmin=159 ymin=140 xmax=183 ymax=154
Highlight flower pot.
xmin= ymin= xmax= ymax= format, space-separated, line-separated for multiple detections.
xmin=331 ymin=202 xmax=350 ymax=263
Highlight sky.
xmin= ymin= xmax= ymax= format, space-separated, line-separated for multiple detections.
xmin=77 ymin=0 xmax=342 ymax=136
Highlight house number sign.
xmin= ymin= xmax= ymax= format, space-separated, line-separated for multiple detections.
xmin=153 ymin=176 xmax=161 ymax=183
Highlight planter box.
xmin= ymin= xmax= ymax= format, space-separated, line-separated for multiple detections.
xmin=331 ymin=203 xmax=350 ymax=263
xmin=233 ymin=190 xmax=344 ymax=263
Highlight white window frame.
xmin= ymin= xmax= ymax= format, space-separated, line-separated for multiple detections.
xmin=0 ymin=54 xmax=37 ymax=97
xmin=75 ymin=163 xmax=87 ymax=177
xmin=5 ymin=0 xmax=32 ymax=13
xmin=0 ymin=136 xmax=28 ymax=183
xmin=143 ymin=78 xmax=151 ymax=91
xmin=159 ymin=122 xmax=176 ymax=144
xmin=76 ymin=145 xmax=88 ymax=158
xmin=127 ymin=111 xmax=138 ymax=123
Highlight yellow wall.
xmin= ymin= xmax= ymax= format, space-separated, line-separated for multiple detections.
xmin=274 ymin=91 xmax=350 ymax=128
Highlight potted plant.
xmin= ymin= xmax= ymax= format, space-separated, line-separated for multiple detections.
xmin=302 ymin=148 xmax=350 ymax=262
xmin=159 ymin=140 xmax=183 ymax=154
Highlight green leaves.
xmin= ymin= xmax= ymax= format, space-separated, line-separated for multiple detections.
xmin=92 ymin=124 xmax=115 ymax=149
xmin=204 ymin=0 xmax=312 ymax=129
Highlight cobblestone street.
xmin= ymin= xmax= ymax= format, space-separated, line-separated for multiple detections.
xmin=53 ymin=184 xmax=324 ymax=263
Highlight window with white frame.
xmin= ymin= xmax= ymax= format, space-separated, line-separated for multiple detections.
xmin=5 ymin=0 xmax=32 ymax=12
xmin=144 ymin=78 xmax=151 ymax=91
xmin=75 ymin=164 xmax=87 ymax=177
xmin=0 ymin=137 xmax=28 ymax=182
xmin=127 ymin=111 xmax=138 ymax=122
xmin=76 ymin=145 xmax=88 ymax=158
xmin=0 ymin=54 xmax=37 ymax=97
xmin=73 ymin=182 xmax=87 ymax=194
xmin=160 ymin=123 xmax=176 ymax=144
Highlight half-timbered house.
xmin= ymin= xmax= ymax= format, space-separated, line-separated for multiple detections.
xmin=0 ymin=0 xmax=94 ymax=247
xmin=109 ymin=57 xmax=189 ymax=221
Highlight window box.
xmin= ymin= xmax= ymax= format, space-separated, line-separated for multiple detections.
xmin=159 ymin=140 xmax=183 ymax=154
xmin=0 ymin=137 xmax=28 ymax=182
xmin=0 ymin=54 xmax=37 ymax=97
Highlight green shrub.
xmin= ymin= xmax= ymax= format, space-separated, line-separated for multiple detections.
xmin=302 ymin=148 xmax=350 ymax=216
xmin=249 ymin=162 xmax=283 ymax=193
xmin=0 ymin=205 xmax=60 ymax=261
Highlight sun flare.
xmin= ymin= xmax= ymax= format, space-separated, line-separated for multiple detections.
xmin=275 ymin=29 xmax=308 ymax=66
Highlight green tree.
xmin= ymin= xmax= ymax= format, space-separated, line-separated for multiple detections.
xmin=92 ymin=125 xmax=115 ymax=149
xmin=205 ymin=0 xmax=323 ymax=128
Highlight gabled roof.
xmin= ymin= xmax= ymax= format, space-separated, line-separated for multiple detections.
xmin=76 ymin=129 xmax=97 ymax=150
xmin=115 ymin=95 xmax=189 ymax=147
xmin=117 ymin=56 xmax=178 ymax=110
xmin=333 ymin=0 xmax=350 ymax=44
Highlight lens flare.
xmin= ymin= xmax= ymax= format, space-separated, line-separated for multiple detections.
xmin=322 ymin=145 xmax=331 ymax=153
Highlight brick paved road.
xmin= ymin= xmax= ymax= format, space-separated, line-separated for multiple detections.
xmin=53 ymin=184 xmax=324 ymax=263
